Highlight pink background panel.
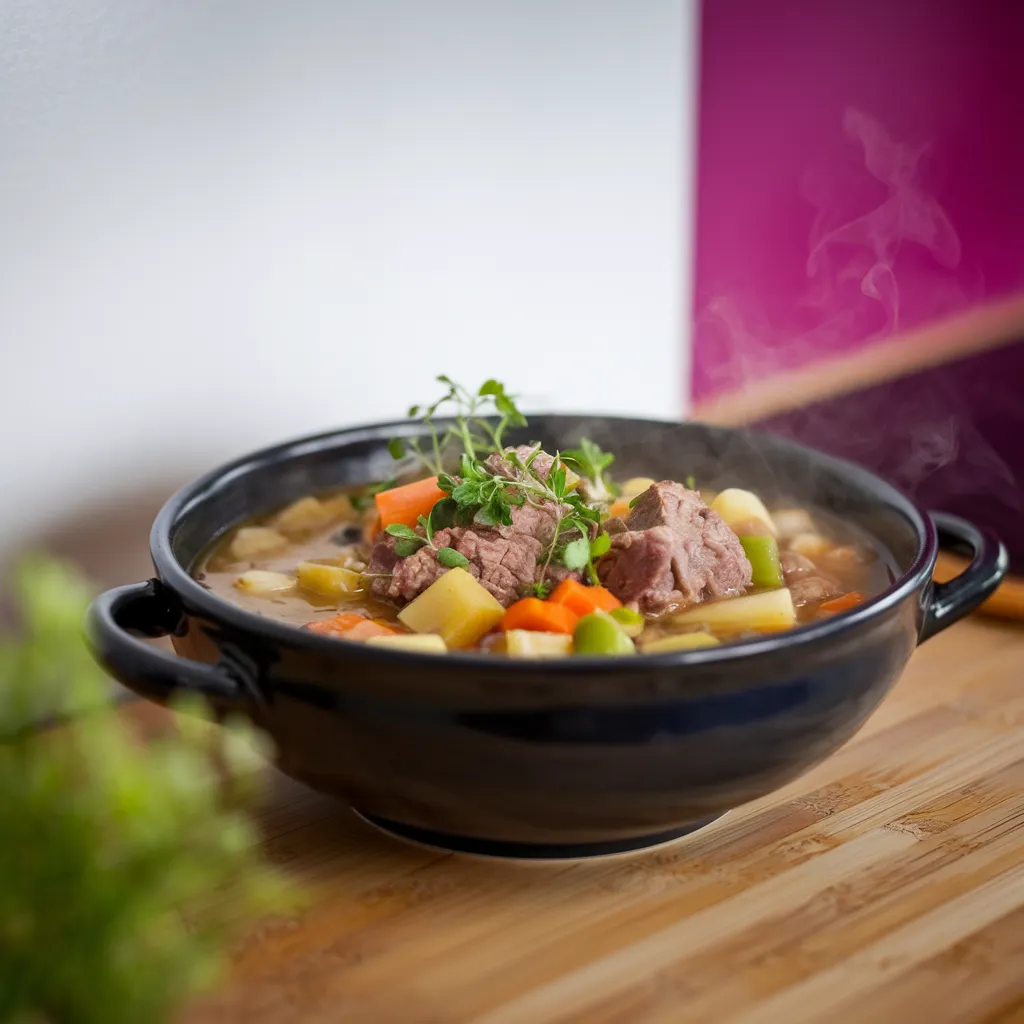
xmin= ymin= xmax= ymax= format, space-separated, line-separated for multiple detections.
xmin=692 ymin=0 xmax=1024 ymax=403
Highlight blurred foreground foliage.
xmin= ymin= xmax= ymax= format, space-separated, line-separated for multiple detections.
xmin=0 ymin=559 xmax=295 ymax=1024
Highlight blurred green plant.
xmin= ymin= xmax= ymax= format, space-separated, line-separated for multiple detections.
xmin=0 ymin=558 xmax=294 ymax=1024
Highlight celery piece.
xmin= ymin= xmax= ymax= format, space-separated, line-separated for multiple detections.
xmin=739 ymin=535 xmax=784 ymax=589
xmin=573 ymin=612 xmax=636 ymax=656
xmin=609 ymin=606 xmax=645 ymax=638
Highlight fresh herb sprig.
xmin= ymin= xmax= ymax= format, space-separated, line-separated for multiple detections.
xmin=562 ymin=437 xmax=619 ymax=504
xmin=383 ymin=509 xmax=470 ymax=569
xmin=388 ymin=376 xmax=528 ymax=476
xmin=385 ymin=377 xmax=616 ymax=587
xmin=561 ymin=531 xmax=612 ymax=586
xmin=436 ymin=446 xmax=604 ymax=585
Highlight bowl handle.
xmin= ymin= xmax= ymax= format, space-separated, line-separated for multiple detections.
xmin=920 ymin=512 xmax=1009 ymax=642
xmin=86 ymin=579 xmax=254 ymax=713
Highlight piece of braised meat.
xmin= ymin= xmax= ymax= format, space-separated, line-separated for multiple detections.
xmin=483 ymin=445 xmax=555 ymax=483
xmin=779 ymin=550 xmax=839 ymax=608
xmin=596 ymin=481 xmax=752 ymax=615
xmin=366 ymin=449 xmax=579 ymax=607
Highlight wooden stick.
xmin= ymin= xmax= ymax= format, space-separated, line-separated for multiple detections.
xmin=933 ymin=553 xmax=1024 ymax=622
xmin=691 ymin=294 xmax=1024 ymax=426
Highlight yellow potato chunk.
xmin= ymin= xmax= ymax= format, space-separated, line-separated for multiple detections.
xmin=234 ymin=570 xmax=295 ymax=595
xmin=771 ymin=508 xmax=818 ymax=538
xmin=669 ymin=588 xmax=796 ymax=634
xmin=710 ymin=488 xmax=777 ymax=536
xmin=622 ymin=476 xmax=658 ymax=498
xmin=269 ymin=496 xmax=333 ymax=537
xmin=499 ymin=630 xmax=574 ymax=658
xmin=789 ymin=533 xmax=832 ymax=558
xmin=296 ymin=561 xmax=363 ymax=599
xmin=398 ymin=568 xmax=504 ymax=648
xmin=366 ymin=633 xmax=448 ymax=653
xmin=320 ymin=494 xmax=357 ymax=519
xmin=641 ymin=632 xmax=720 ymax=653
xmin=229 ymin=527 xmax=288 ymax=561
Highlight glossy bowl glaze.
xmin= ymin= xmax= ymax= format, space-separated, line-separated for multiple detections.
xmin=87 ymin=416 xmax=1007 ymax=858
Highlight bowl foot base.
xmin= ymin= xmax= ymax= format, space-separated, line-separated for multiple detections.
xmin=352 ymin=810 xmax=725 ymax=860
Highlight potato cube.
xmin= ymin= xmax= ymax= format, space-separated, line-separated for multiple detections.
xmin=789 ymin=533 xmax=832 ymax=559
xmin=365 ymin=633 xmax=448 ymax=653
xmin=297 ymin=561 xmax=363 ymax=599
xmin=229 ymin=526 xmax=288 ymax=561
xmin=771 ymin=508 xmax=818 ymax=538
xmin=398 ymin=568 xmax=504 ymax=648
xmin=710 ymin=488 xmax=777 ymax=536
xmin=669 ymin=588 xmax=796 ymax=634
xmin=268 ymin=496 xmax=331 ymax=537
xmin=641 ymin=632 xmax=720 ymax=653
xmin=234 ymin=570 xmax=295 ymax=595
xmin=499 ymin=630 xmax=574 ymax=658
xmin=321 ymin=494 xmax=357 ymax=520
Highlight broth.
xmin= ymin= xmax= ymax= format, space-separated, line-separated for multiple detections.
xmin=195 ymin=477 xmax=894 ymax=656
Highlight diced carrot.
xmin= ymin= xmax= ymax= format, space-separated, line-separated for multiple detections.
xmin=307 ymin=613 xmax=401 ymax=639
xmin=374 ymin=476 xmax=446 ymax=530
xmin=549 ymin=578 xmax=621 ymax=617
xmin=307 ymin=613 xmax=365 ymax=635
xmin=817 ymin=591 xmax=864 ymax=616
xmin=500 ymin=597 xmax=579 ymax=635
xmin=348 ymin=619 xmax=403 ymax=640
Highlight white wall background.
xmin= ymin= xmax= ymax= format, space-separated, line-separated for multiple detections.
xmin=0 ymin=0 xmax=696 ymax=549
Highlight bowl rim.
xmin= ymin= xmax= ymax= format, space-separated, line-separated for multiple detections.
xmin=151 ymin=413 xmax=937 ymax=674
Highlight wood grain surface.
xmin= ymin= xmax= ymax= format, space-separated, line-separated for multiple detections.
xmin=155 ymin=614 xmax=1024 ymax=1023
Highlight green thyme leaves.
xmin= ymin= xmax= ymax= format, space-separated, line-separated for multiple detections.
xmin=387 ymin=376 xmax=528 ymax=476
xmin=437 ymin=547 xmax=470 ymax=568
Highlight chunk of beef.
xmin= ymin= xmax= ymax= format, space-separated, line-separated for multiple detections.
xmin=484 ymin=446 xmax=554 ymax=483
xmin=596 ymin=481 xmax=751 ymax=614
xmin=367 ymin=488 xmax=575 ymax=607
xmin=602 ymin=516 xmax=629 ymax=536
xmin=368 ymin=519 xmax=544 ymax=606
xmin=780 ymin=549 xmax=839 ymax=608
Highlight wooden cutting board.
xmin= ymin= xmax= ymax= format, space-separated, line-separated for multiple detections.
xmin=156 ymin=614 xmax=1024 ymax=1024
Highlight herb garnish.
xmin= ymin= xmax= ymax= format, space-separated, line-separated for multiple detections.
xmin=383 ymin=510 xmax=470 ymax=568
xmin=562 ymin=437 xmax=619 ymax=503
xmin=387 ymin=376 xmax=528 ymax=476
xmin=435 ymin=444 xmax=603 ymax=584
xmin=386 ymin=376 xmax=616 ymax=585
xmin=562 ymin=531 xmax=612 ymax=585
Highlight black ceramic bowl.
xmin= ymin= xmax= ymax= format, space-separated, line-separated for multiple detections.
xmin=87 ymin=416 xmax=1007 ymax=859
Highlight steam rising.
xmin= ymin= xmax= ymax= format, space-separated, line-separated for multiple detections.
xmin=696 ymin=107 xmax=1020 ymax=516
xmin=805 ymin=108 xmax=962 ymax=334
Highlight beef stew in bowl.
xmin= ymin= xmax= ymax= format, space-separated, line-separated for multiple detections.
xmin=198 ymin=474 xmax=893 ymax=657
xmin=85 ymin=377 xmax=1006 ymax=856
xmin=195 ymin=378 xmax=894 ymax=658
